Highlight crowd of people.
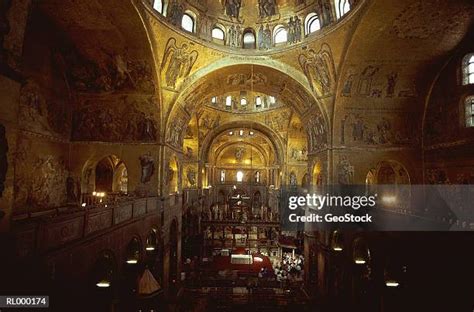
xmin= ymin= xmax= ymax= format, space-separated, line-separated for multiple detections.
xmin=272 ymin=252 xmax=304 ymax=282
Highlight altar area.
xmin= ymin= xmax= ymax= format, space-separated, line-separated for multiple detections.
xmin=201 ymin=250 xmax=274 ymax=274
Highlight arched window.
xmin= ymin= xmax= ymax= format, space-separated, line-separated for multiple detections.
xmin=220 ymin=170 xmax=226 ymax=182
xmin=243 ymin=29 xmax=256 ymax=49
xmin=273 ymin=25 xmax=288 ymax=44
xmin=211 ymin=96 xmax=217 ymax=104
xmin=305 ymin=12 xmax=321 ymax=35
xmin=236 ymin=171 xmax=244 ymax=182
xmin=335 ymin=0 xmax=351 ymax=20
xmin=269 ymin=96 xmax=276 ymax=104
xmin=153 ymin=0 xmax=164 ymax=14
xmin=240 ymin=98 xmax=247 ymax=106
xmin=465 ymin=96 xmax=474 ymax=127
xmin=181 ymin=12 xmax=195 ymax=33
xmin=463 ymin=53 xmax=474 ymax=85
xmin=225 ymin=95 xmax=232 ymax=108
xmin=255 ymin=96 xmax=262 ymax=108
xmin=153 ymin=0 xmax=163 ymax=14
xmin=212 ymin=26 xmax=225 ymax=40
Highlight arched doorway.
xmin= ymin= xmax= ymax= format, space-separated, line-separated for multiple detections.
xmin=312 ymin=161 xmax=323 ymax=186
xmin=88 ymin=155 xmax=128 ymax=194
xmin=95 ymin=158 xmax=114 ymax=192
xmin=365 ymin=160 xmax=411 ymax=210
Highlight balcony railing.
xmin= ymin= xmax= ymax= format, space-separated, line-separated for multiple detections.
xmin=12 ymin=196 xmax=159 ymax=258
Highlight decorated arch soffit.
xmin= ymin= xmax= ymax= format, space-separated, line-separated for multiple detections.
xmin=199 ymin=121 xmax=286 ymax=164
xmin=214 ymin=142 xmax=268 ymax=167
xmin=210 ymin=130 xmax=276 ymax=164
xmin=161 ymin=62 xmax=331 ymax=155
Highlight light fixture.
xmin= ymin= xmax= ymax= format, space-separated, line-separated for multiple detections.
xmin=96 ymin=281 xmax=111 ymax=288
xmin=254 ymin=256 xmax=263 ymax=262
xmin=385 ymin=280 xmax=400 ymax=287
xmin=353 ymin=238 xmax=370 ymax=266
xmin=146 ymin=229 xmax=158 ymax=252
xmin=81 ymin=203 xmax=86 ymax=207
xmin=331 ymin=230 xmax=344 ymax=252
xmin=94 ymin=252 xmax=114 ymax=289
xmin=384 ymin=263 xmax=404 ymax=289
xmin=126 ymin=237 xmax=141 ymax=265
xmin=381 ymin=195 xmax=397 ymax=205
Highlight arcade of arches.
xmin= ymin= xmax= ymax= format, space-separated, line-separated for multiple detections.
xmin=1 ymin=0 xmax=474 ymax=311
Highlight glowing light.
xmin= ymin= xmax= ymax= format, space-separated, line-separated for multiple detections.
xmin=146 ymin=246 xmax=156 ymax=251
xmin=92 ymin=191 xmax=97 ymax=196
xmin=96 ymin=281 xmax=111 ymax=288
xmin=254 ymin=257 xmax=263 ymax=262
xmin=81 ymin=203 xmax=86 ymax=207
xmin=385 ymin=281 xmax=400 ymax=287
xmin=382 ymin=195 xmax=397 ymax=205
xmin=355 ymin=259 xmax=366 ymax=264
xmin=333 ymin=247 xmax=343 ymax=251
xmin=126 ymin=259 xmax=138 ymax=264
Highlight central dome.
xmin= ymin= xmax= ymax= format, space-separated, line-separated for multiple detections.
xmin=151 ymin=0 xmax=359 ymax=50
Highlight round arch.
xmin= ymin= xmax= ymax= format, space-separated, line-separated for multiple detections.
xmin=198 ymin=121 xmax=286 ymax=165
xmin=164 ymin=63 xmax=330 ymax=159
xmin=165 ymin=60 xmax=328 ymax=122
xmin=365 ymin=160 xmax=411 ymax=186
xmin=81 ymin=155 xmax=129 ymax=195
xmin=213 ymin=141 xmax=269 ymax=165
